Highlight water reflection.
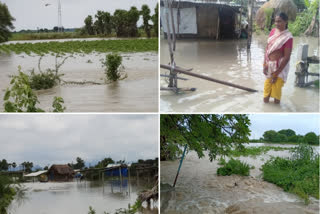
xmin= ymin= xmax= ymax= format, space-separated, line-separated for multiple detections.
xmin=10 ymin=177 xmax=158 ymax=214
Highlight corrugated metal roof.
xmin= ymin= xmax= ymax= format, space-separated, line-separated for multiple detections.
xmin=24 ymin=170 xmax=47 ymax=177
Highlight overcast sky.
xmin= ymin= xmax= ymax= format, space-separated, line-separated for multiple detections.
xmin=0 ymin=114 xmax=158 ymax=167
xmin=2 ymin=0 xmax=158 ymax=31
xmin=249 ymin=114 xmax=320 ymax=139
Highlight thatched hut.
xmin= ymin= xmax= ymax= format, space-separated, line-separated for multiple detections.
xmin=48 ymin=164 xmax=74 ymax=182
xmin=256 ymin=0 xmax=297 ymax=29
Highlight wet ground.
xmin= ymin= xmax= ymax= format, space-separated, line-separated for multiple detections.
xmin=160 ymin=143 xmax=319 ymax=214
xmin=0 ymin=49 xmax=158 ymax=112
xmin=9 ymin=178 xmax=158 ymax=214
xmin=160 ymin=35 xmax=319 ymax=112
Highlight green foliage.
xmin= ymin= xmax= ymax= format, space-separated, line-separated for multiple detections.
xmin=278 ymin=129 xmax=296 ymax=137
xmin=217 ymin=158 xmax=250 ymax=176
xmin=264 ymin=8 xmax=274 ymax=31
xmin=288 ymin=11 xmax=313 ymax=36
xmin=262 ymin=129 xmax=319 ymax=145
xmin=52 ymin=96 xmax=66 ymax=112
xmin=29 ymin=69 xmax=61 ymax=90
xmin=160 ymin=115 xmax=251 ymax=161
xmin=152 ymin=4 xmax=159 ymax=35
xmin=288 ymin=0 xmax=319 ymax=36
xmin=0 ymin=176 xmax=17 ymax=214
xmin=95 ymin=157 xmax=115 ymax=168
xmin=0 ymin=159 xmax=8 ymax=171
xmin=303 ymin=132 xmax=319 ymax=145
xmin=84 ymin=15 xmax=94 ymax=35
xmin=0 ymin=2 xmax=15 ymax=43
xmin=0 ymin=39 xmax=158 ymax=55
xmin=94 ymin=11 xmax=112 ymax=35
xmin=218 ymin=157 xmax=226 ymax=165
xmin=21 ymin=161 xmax=33 ymax=173
xmin=88 ymin=206 xmax=96 ymax=214
xmin=104 ymin=53 xmax=123 ymax=82
xmin=141 ymin=5 xmax=151 ymax=38
xmin=70 ymin=157 xmax=85 ymax=170
xmin=262 ymin=144 xmax=319 ymax=203
xmin=263 ymin=130 xmax=278 ymax=142
xmin=3 ymin=67 xmax=66 ymax=112
xmin=3 ymin=69 xmax=44 ymax=112
xmin=29 ymin=55 xmax=67 ymax=90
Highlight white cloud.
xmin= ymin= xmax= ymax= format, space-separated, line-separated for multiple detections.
xmin=0 ymin=114 xmax=158 ymax=166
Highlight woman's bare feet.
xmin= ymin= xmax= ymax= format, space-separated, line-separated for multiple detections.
xmin=274 ymin=99 xmax=280 ymax=104
xmin=264 ymin=97 xmax=270 ymax=103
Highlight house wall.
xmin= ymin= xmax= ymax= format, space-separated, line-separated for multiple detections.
xmin=197 ymin=6 xmax=219 ymax=38
xmin=160 ymin=7 xmax=197 ymax=35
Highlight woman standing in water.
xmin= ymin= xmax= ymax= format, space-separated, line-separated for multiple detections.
xmin=263 ymin=12 xmax=293 ymax=104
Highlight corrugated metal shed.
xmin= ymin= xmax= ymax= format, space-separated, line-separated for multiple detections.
xmin=24 ymin=170 xmax=47 ymax=177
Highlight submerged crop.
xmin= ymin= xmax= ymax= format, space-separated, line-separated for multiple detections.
xmin=0 ymin=39 xmax=158 ymax=55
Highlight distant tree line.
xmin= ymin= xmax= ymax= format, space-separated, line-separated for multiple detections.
xmin=0 ymin=159 xmax=33 ymax=173
xmin=82 ymin=4 xmax=158 ymax=37
xmin=252 ymin=129 xmax=319 ymax=145
xmin=0 ymin=156 xmax=158 ymax=173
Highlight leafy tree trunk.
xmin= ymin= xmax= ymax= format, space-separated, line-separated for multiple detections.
xmin=304 ymin=9 xmax=319 ymax=36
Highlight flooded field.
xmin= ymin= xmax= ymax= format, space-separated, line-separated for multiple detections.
xmin=160 ymin=143 xmax=320 ymax=214
xmin=0 ymin=41 xmax=158 ymax=112
xmin=160 ymin=35 xmax=319 ymax=112
xmin=9 ymin=178 xmax=158 ymax=214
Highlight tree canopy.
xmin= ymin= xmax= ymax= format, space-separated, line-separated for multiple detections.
xmin=160 ymin=114 xmax=251 ymax=161
xmin=0 ymin=2 xmax=15 ymax=43
xmin=261 ymin=129 xmax=319 ymax=145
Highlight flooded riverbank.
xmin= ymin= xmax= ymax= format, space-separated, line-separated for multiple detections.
xmin=9 ymin=178 xmax=158 ymax=214
xmin=160 ymin=35 xmax=319 ymax=112
xmin=160 ymin=144 xmax=319 ymax=214
xmin=0 ymin=50 xmax=158 ymax=112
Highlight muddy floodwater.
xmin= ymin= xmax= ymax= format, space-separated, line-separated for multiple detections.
xmin=9 ymin=178 xmax=158 ymax=214
xmin=160 ymin=35 xmax=319 ymax=112
xmin=160 ymin=143 xmax=319 ymax=214
xmin=0 ymin=41 xmax=158 ymax=112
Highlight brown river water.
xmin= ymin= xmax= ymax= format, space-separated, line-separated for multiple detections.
xmin=0 ymin=42 xmax=158 ymax=112
xmin=160 ymin=144 xmax=320 ymax=214
xmin=160 ymin=35 xmax=319 ymax=112
xmin=9 ymin=178 xmax=158 ymax=214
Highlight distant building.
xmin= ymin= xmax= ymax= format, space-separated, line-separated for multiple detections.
xmin=24 ymin=170 xmax=48 ymax=182
xmin=48 ymin=165 xmax=74 ymax=182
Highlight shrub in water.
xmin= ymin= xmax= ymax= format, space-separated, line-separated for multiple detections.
xmin=104 ymin=53 xmax=124 ymax=82
xmin=261 ymin=144 xmax=319 ymax=204
xmin=217 ymin=158 xmax=250 ymax=176
xmin=3 ymin=67 xmax=66 ymax=112
xmin=29 ymin=69 xmax=61 ymax=90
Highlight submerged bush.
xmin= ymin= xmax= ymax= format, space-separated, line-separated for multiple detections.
xmin=217 ymin=158 xmax=250 ymax=176
xmin=104 ymin=53 xmax=125 ymax=82
xmin=29 ymin=69 xmax=61 ymax=90
xmin=29 ymin=55 xmax=66 ymax=90
xmin=3 ymin=67 xmax=66 ymax=112
xmin=261 ymin=144 xmax=319 ymax=204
